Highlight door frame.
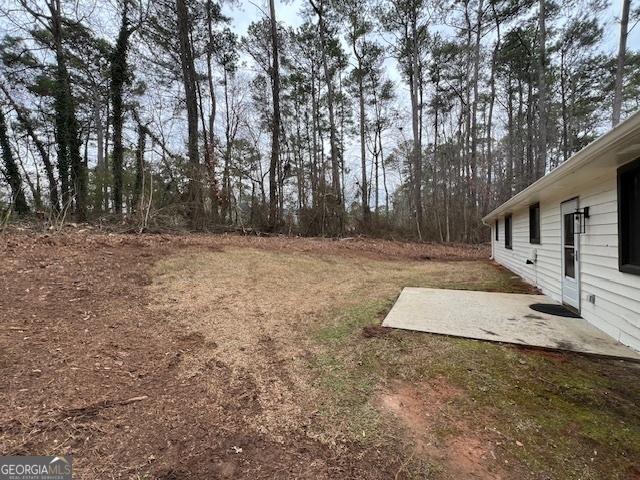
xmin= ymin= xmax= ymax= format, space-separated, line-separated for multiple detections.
xmin=560 ymin=197 xmax=581 ymax=313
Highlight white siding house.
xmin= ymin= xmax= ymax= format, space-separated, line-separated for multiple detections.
xmin=483 ymin=111 xmax=640 ymax=352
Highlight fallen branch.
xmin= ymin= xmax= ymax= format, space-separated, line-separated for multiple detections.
xmin=57 ymin=395 xmax=150 ymax=421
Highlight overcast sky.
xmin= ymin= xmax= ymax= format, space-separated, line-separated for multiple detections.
xmin=224 ymin=0 xmax=306 ymax=32
xmin=1 ymin=0 xmax=637 ymax=204
xmin=218 ymin=0 xmax=640 ymax=203
xmin=222 ymin=0 xmax=640 ymax=109
xmin=223 ymin=0 xmax=639 ymax=50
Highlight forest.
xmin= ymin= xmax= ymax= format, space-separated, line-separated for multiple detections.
xmin=0 ymin=0 xmax=638 ymax=241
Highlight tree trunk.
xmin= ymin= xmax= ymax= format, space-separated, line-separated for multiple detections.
xmin=379 ymin=125 xmax=389 ymax=215
xmin=133 ymin=123 xmax=146 ymax=212
xmin=526 ymin=80 xmax=534 ymax=185
xmin=49 ymin=0 xmax=85 ymax=218
xmin=358 ymin=63 xmax=370 ymax=228
xmin=311 ymin=0 xmax=342 ymax=233
xmin=94 ymin=101 xmax=105 ymax=212
xmin=269 ymin=0 xmax=281 ymax=229
xmin=103 ymin=102 xmax=110 ymax=211
xmin=612 ymin=0 xmax=630 ymax=126
xmin=434 ymin=102 xmax=441 ymax=241
xmin=206 ymin=0 xmax=219 ymax=219
xmin=354 ymin=34 xmax=369 ymax=228
xmin=560 ymin=49 xmax=569 ymax=163
xmin=485 ymin=3 xmax=500 ymax=214
xmin=470 ymin=0 xmax=484 ymax=221
xmin=1 ymin=84 xmax=59 ymax=211
xmin=516 ymin=77 xmax=525 ymax=191
xmin=410 ymin=13 xmax=423 ymax=239
xmin=536 ymin=0 xmax=548 ymax=179
xmin=110 ymin=0 xmax=130 ymax=214
xmin=222 ymin=68 xmax=231 ymax=222
xmin=0 ymin=107 xmax=29 ymax=213
xmin=309 ymin=74 xmax=319 ymax=211
xmin=176 ymin=0 xmax=202 ymax=223
xmin=506 ymin=76 xmax=514 ymax=199
xmin=18 ymin=149 xmax=42 ymax=210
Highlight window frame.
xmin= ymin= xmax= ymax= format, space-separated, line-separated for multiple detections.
xmin=505 ymin=214 xmax=512 ymax=250
xmin=618 ymin=157 xmax=640 ymax=276
xmin=495 ymin=219 xmax=499 ymax=241
xmin=529 ymin=203 xmax=541 ymax=245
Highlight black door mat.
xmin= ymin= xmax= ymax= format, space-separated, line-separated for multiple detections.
xmin=529 ymin=303 xmax=582 ymax=318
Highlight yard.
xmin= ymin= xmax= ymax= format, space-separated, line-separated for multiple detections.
xmin=1 ymin=231 xmax=639 ymax=479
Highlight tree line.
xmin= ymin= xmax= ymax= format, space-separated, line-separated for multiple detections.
xmin=1 ymin=0 xmax=638 ymax=240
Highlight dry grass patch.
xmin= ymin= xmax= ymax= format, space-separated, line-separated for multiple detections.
xmin=148 ymin=247 xmax=517 ymax=439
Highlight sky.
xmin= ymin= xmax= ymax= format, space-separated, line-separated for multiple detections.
xmin=1 ymin=0 xmax=638 ymax=205
xmin=223 ymin=0 xmax=640 ymax=50
xmin=222 ymin=0 xmax=640 ymax=114
xmin=224 ymin=0 xmax=306 ymax=32
xmin=219 ymin=0 xmax=639 ymax=203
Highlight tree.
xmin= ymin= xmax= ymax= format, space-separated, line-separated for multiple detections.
xmin=537 ymin=0 xmax=548 ymax=178
xmin=556 ymin=15 xmax=606 ymax=163
xmin=612 ymin=0 xmax=631 ymax=126
xmin=0 ymin=106 xmax=29 ymax=213
xmin=220 ymin=49 xmax=241 ymax=223
xmin=176 ymin=0 xmax=202 ymax=222
xmin=132 ymin=121 xmax=146 ymax=212
xmin=11 ymin=0 xmax=92 ymax=218
xmin=204 ymin=0 xmax=227 ymax=221
xmin=0 ymin=84 xmax=60 ymax=211
xmin=339 ymin=0 xmax=377 ymax=228
xmin=268 ymin=0 xmax=282 ymax=229
xmin=110 ymin=0 xmax=136 ymax=214
xmin=0 ymin=0 xmax=636 ymax=240
xmin=310 ymin=0 xmax=345 ymax=234
xmin=380 ymin=0 xmax=429 ymax=238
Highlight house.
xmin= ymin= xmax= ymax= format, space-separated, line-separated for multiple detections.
xmin=482 ymin=111 xmax=640 ymax=352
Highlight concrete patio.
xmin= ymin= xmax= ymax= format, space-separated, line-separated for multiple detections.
xmin=383 ymin=287 xmax=640 ymax=361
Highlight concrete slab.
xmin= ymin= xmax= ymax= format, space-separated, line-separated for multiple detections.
xmin=382 ymin=288 xmax=640 ymax=361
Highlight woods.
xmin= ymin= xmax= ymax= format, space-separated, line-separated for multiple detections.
xmin=1 ymin=0 xmax=639 ymax=240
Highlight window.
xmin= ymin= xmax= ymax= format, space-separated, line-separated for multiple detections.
xmin=618 ymin=157 xmax=640 ymax=275
xmin=505 ymin=215 xmax=512 ymax=250
xmin=563 ymin=212 xmax=576 ymax=279
xmin=495 ymin=220 xmax=499 ymax=241
xmin=529 ymin=203 xmax=541 ymax=244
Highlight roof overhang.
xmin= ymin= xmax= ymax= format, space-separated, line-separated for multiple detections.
xmin=482 ymin=110 xmax=640 ymax=224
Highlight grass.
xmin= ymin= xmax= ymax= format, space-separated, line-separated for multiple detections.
xmin=314 ymin=299 xmax=393 ymax=344
xmin=309 ymin=292 xmax=640 ymax=479
xmin=152 ymin=245 xmax=640 ymax=479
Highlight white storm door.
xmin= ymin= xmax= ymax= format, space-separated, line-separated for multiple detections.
xmin=561 ymin=198 xmax=580 ymax=311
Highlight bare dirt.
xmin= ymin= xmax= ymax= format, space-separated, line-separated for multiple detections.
xmin=0 ymin=230 xmax=495 ymax=479
xmin=377 ymin=377 xmax=508 ymax=480
xmin=2 ymin=229 xmax=636 ymax=479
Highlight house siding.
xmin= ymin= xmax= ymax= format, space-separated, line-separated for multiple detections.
xmin=491 ymin=172 xmax=640 ymax=352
